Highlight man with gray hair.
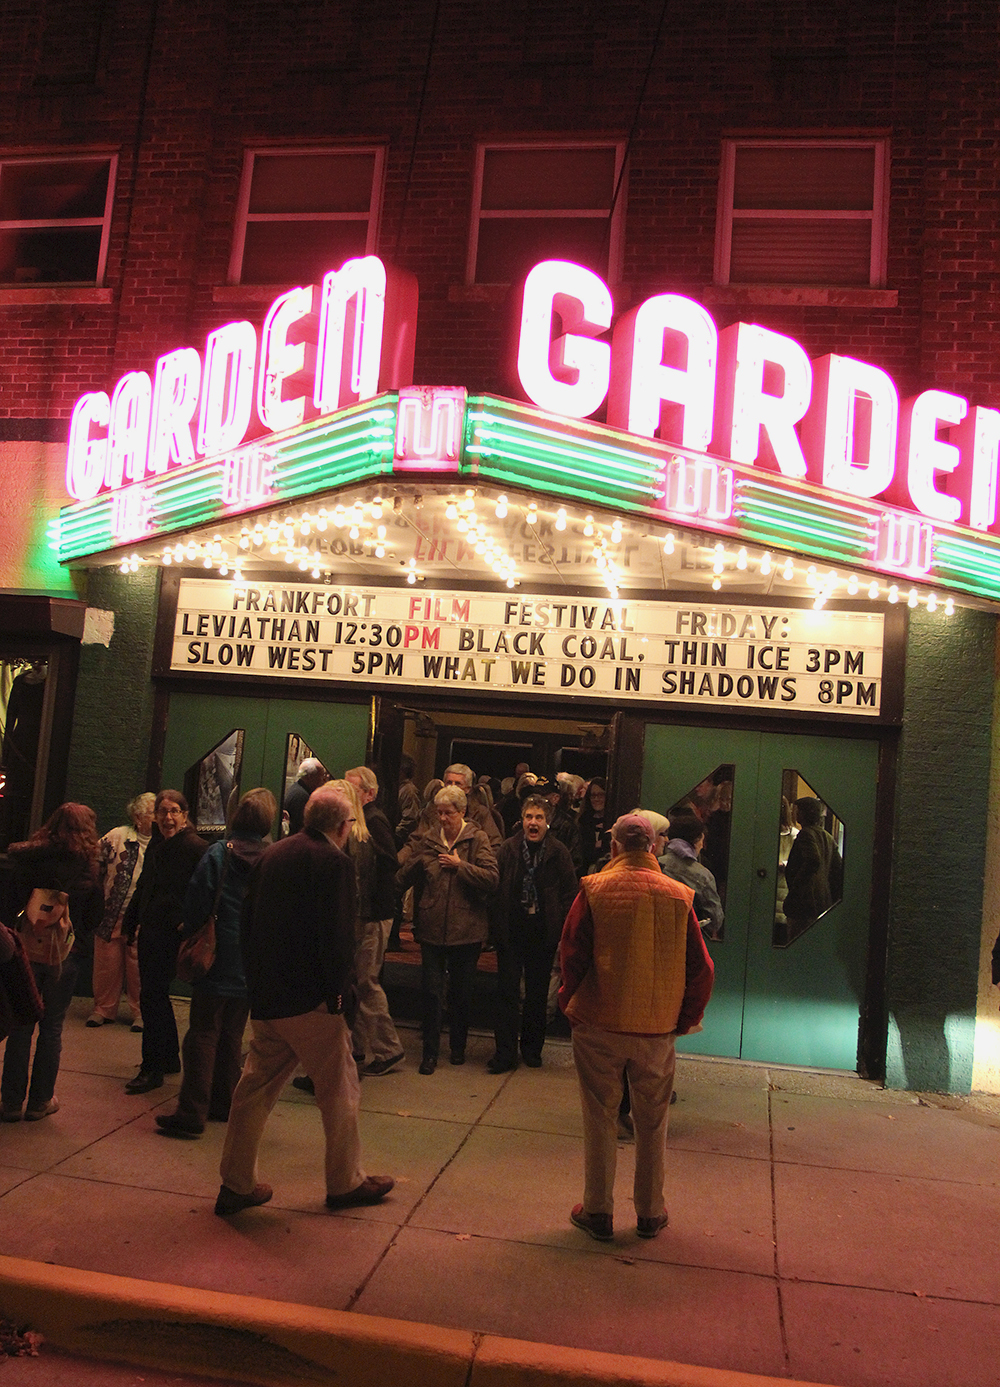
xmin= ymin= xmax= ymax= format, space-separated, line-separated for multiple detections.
xmin=559 ymin=813 xmax=713 ymax=1242
xmin=443 ymin=763 xmax=501 ymax=845
xmin=283 ymin=757 xmax=328 ymax=835
xmin=215 ymin=784 xmax=393 ymax=1216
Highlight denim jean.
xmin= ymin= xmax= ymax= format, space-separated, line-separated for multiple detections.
xmin=1 ymin=954 xmax=79 ymax=1110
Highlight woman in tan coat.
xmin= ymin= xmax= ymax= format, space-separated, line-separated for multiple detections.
xmin=397 ymin=785 xmax=498 ymax=1073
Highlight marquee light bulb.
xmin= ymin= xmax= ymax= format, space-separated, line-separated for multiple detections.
xmin=584 ymin=515 xmax=594 ymax=536
xmin=375 ymin=544 xmax=385 ymax=557
xmin=945 ymin=597 xmax=955 ymax=615
xmin=782 ymin=560 xmax=794 ymax=580
xmin=527 ymin=504 xmax=538 ymax=525
xmin=663 ymin=533 xmax=675 ymax=555
xmin=712 ymin=576 xmax=722 ymax=591
xmin=407 ymin=571 xmax=416 ymax=584
xmin=736 ymin=548 xmax=748 ymax=570
xmin=888 ymin=584 xmax=899 ymax=603
xmin=907 ymin=587 xmax=919 ymax=608
xmin=926 ymin=592 xmax=938 ymax=612
xmin=311 ymin=566 xmax=321 ymax=579
xmin=760 ymin=552 xmax=771 ymax=575
xmin=556 ymin=508 xmax=567 ymax=531
xmin=495 ymin=494 xmax=508 ymax=518
xmin=868 ymin=581 xmax=880 ymax=599
xmin=847 ymin=575 xmax=859 ymax=595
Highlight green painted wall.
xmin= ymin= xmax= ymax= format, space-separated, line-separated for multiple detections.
xmin=64 ymin=567 xmax=161 ymax=835
xmin=885 ymin=607 xmax=997 ymax=1092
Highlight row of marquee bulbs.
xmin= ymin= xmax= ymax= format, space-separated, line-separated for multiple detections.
xmin=115 ymin=491 xmax=956 ymax=615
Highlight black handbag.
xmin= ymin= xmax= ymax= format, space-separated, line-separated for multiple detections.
xmin=0 ymin=924 xmax=45 ymax=1040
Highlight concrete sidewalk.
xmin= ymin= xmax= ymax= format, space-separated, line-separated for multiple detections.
xmin=1 ymin=997 xmax=1000 ymax=1387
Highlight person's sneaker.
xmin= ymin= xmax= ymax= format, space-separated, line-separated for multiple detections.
xmin=155 ymin=1112 xmax=203 ymax=1138
xmin=325 ymin=1175 xmax=394 ymax=1209
xmin=86 ymin=1016 xmax=111 ymax=1027
xmin=570 ymin=1204 xmax=613 ymax=1241
xmin=637 ymin=1209 xmax=670 ymax=1239
xmin=1 ymin=1105 xmax=23 ymax=1123
xmin=125 ymin=1069 xmax=163 ymax=1094
xmin=130 ymin=1022 xmax=144 ymax=1033
xmin=24 ymin=1098 xmax=59 ymax=1122
xmin=214 ymin=1183 xmax=273 ymax=1216
xmin=291 ymin=1075 xmax=315 ymax=1094
xmin=362 ymin=1051 xmax=405 ymax=1076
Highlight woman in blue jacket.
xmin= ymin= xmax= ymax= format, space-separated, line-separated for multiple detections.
xmin=155 ymin=788 xmax=276 ymax=1137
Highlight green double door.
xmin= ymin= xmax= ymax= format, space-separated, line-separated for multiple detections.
xmin=641 ymin=724 xmax=878 ymax=1070
xmin=161 ymin=691 xmax=370 ymax=830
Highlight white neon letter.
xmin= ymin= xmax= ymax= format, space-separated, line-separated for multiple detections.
xmin=515 ymin=259 xmax=612 ymax=419
xmin=713 ymin=322 xmax=811 ymax=477
xmin=899 ymin=389 xmax=966 ymax=523
xmin=951 ymin=405 xmax=1000 ymax=531
xmin=314 ymin=256 xmax=386 ymax=414
xmin=258 ymin=284 xmax=318 ymax=432
xmin=148 ymin=347 xmax=201 ymax=474
xmin=607 ymin=293 xmax=717 ymax=449
xmin=65 ymin=392 xmax=110 ymax=500
xmin=801 ymin=354 xmax=899 ymax=499
xmin=196 ymin=320 xmax=258 ymax=458
xmin=106 ymin=372 xmax=153 ymax=490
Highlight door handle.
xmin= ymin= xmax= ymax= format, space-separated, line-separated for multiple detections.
xmin=756 ymin=867 xmax=768 ymax=879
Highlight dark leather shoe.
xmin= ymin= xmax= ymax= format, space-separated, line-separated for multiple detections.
xmin=125 ymin=1070 xmax=163 ymax=1094
xmin=637 ymin=1209 xmax=670 ymax=1239
xmin=214 ymin=1183 xmax=273 ymax=1216
xmin=487 ymin=1056 xmax=517 ymax=1074
xmin=325 ymin=1175 xmax=394 ymax=1209
xmin=156 ymin=1112 xmax=203 ymax=1138
xmin=449 ymin=1050 xmax=465 ymax=1065
xmin=418 ymin=1055 xmax=437 ymax=1075
xmin=570 ymin=1204 xmax=614 ymax=1241
xmin=521 ymin=1053 xmax=542 ymax=1068
xmin=363 ymin=1051 xmax=405 ymax=1076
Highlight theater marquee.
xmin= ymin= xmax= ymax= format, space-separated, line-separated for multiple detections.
xmin=162 ymin=577 xmax=888 ymax=718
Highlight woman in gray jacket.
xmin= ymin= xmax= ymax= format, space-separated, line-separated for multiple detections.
xmin=397 ymin=785 xmax=498 ymax=1073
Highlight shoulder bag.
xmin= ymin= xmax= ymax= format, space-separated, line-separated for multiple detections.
xmin=176 ymin=844 xmax=230 ymax=984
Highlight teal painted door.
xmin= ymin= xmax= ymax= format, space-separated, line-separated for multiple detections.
xmin=161 ymin=691 xmax=370 ymax=822
xmin=641 ymin=724 xmax=877 ymax=1070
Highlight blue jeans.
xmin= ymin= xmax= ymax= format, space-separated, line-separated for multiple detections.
xmin=1 ymin=954 xmax=79 ymax=1110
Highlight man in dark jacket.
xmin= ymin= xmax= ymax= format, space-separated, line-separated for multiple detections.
xmin=487 ymin=795 xmax=578 ymax=1073
xmin=345 ymin=765 xmax=405 ymax=1075
xmin=215 ymin=786 xmax=394 ymax=1216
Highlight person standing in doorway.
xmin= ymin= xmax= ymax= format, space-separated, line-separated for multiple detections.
xmin=215 ymin=785 xmax=394 ymax=1215
xmin=560 ymin=814 xmax=713 ymax=1241
xmin=488 ymin=795 xmax=577 ymax=1073
xmin=283 ymin=758 xmax=328 ymax=836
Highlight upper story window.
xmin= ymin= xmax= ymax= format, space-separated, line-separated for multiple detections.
xmin=468 ymin=142 xmax=625 ymax=285
xmin=229 ymin=147 xmax=384 ymax=285
xmin=715 ymin=138 xmax=889 ymax=287
xmin=0 ymin=155 xmax=116 ymax=285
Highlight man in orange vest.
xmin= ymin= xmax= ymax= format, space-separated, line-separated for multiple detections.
xmin=559 ymin=813 xmax=714 ymax=1242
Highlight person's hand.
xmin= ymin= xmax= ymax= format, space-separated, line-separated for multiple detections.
xmin=438 ymin=850 xmax=461 ymax=869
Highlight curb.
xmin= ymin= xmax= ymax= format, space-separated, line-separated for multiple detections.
xmin=0 ymin=1254 xmax=838 ymax=1387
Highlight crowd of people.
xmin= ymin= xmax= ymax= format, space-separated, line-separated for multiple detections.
xmin=0 ymin=753 xmax=734 ymax=1240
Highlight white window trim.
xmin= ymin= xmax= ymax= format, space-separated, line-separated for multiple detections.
xmin=467 ymin=139 xmax=626 ymax=286
xmin=228 ymin=145 xmax=386 ymax=286
xmin=0 ymin=152 xmax=117 ymax=286
xmin=714 ymin=137 xmax=890 ymax=289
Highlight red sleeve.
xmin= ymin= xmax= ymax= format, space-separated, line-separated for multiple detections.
xmin=676 ymin=908 xmax=715 ymax=1035
xmin=558 ymin=889 xmax=593 ymax=1016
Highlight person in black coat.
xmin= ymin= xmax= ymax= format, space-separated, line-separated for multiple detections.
xmin=215 ymin=785 xmax=393 ymax=1216
xmin=123 ymin=790 xmax=208 ymax=1094
xmin=487 ymin=795 xmax=578 ymax=1073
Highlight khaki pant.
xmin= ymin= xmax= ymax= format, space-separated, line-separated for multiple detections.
xmin=352 ymin=917 xmax=402 ymax=1063
xmin=220 ymin=1007 xmax=365 ymax=1199
xmin=571 ymin=1021 xmax=676 ymax=1221
xmin=91 ymin=933 xmax=141 ymax=1022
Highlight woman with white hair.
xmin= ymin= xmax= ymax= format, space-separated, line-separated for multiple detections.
xmin=397 ymin=784 xmax=499 ymax=1073
xmin=88 ymin=792 xmax=156 ymax=1029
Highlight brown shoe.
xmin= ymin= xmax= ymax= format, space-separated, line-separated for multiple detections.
xmin=570 ymin=1204 xmax=613 ymax=1241
xmin=325 ymin=1175 xmax=394 ymax=1209
xmin=214 ymin=1183 xmax=273 ymax=1216
xmin=637 ymin=1209 xmax=669 ymax=1238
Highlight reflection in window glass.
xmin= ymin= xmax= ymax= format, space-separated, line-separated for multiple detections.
xmin=774 ymin=771 xmax=844 ymax=947
xmin=185 ymin=729 xmax=244 ymax=837
xmin=0 ymin=658 xmax=49 ymax=848
xmin=661 ymin=763 xmax=733 ymax=942
xmin=281 ymin=734 xmax=331 ymax=836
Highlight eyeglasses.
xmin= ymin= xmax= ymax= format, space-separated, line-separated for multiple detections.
xmin=345 ymin=817 xmax=357 ymax=825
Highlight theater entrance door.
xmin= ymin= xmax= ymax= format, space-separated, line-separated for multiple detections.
xmin=641 ymin=724 xmax=878 ymax=1070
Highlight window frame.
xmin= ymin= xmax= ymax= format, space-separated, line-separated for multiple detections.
xmin=0 ymin=152 xmax=117 ymax=286
xmin=228 ymin=145 xmax=386 ymax=286
xmin=714 ymin=137 xmax=890 ymax=289
xmin=467 ymin=139 xmax=627 ymax=286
